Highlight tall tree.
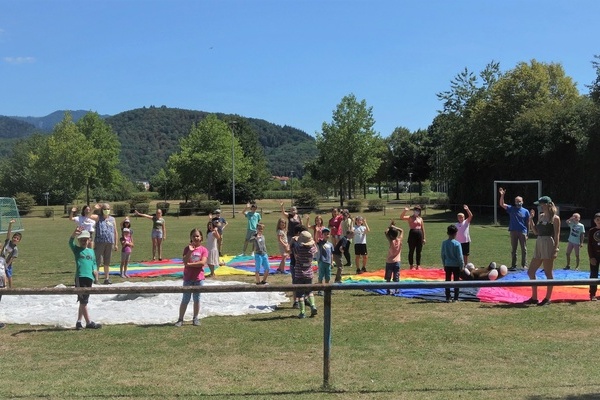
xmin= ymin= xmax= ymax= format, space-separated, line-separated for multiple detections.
xmin=167 ymin=114 xmax=251 ymax=200
xmin=317 ymin=94 xmax=381 ymax=205
xmin=76 ymin=112 xmax=121 ymax=204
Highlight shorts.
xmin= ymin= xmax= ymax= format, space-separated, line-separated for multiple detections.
xmin=245 ymin=230 xmax=257 ymax=241
xmin=318 ymin=261 xmax=331 ymax=282
xmin=254 ymin=253 xmax=269 ymax=273
xmin=94 ymin=242 xmax=113 ymax=266
xmin=121 ymin=252 xmax=131 ymax=263
xmin=566 ymin=242 xmax=581 ymax=256
xmin=151 ymin=229 xmax=163 ymax=239
xmin=354 ymin=243 xmax=368 ymax=256
xmin=75 ymin=276 xmax=93 ymax=304
xmin=181 ymin=279 xmax=204 ymax=304
xmin=533 ymin=236 xmax=556 ymax=260
xmin=460 ymin=242 xmax=470 ymax=256
xmin=296 ymin=276 xmax=313 ymax=297
xmin=5 ymin=265 xmax=12 ymax=278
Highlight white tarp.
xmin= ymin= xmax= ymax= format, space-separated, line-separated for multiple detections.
xmin=0 ymin=280 xmax=289 ymax=328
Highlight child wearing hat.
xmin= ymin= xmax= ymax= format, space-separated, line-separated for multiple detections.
xmin=293 ymin=231 xmax=318 ymax=318
xmin=69 ymin=226 xmax=101 ymax=330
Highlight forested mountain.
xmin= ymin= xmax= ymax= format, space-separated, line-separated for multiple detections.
xmin=1 ymin=107 xmax=316 ymax=181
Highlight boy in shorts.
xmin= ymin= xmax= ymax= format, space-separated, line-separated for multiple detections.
xmin=1 ymin=219 xmax=21 ymax=288
xmin=69 ymin=226 xmax=102 ymax=330
xmin=564 ymin=213 xmax=585 ymax=270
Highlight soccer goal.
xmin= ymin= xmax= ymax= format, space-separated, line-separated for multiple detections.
xmin=493 ymin=180 xmax=542 ymax=225
xmin=0 ymin=197 xmax=24 ymax=234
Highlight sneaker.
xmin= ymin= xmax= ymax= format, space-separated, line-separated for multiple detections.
xmin=85 ymin=321 xmax=102 ymax=329
xmin=316 ymin=291 xmax=323 ymax=296
xmin=591 ymin=295 xmax=597 ymax=302
xmin=508 ymin=267 xmax=518 ymax=272
xmin=310 ymin=307 xmax=318 ymax=317
xmin=75 ymin=321 xmax=83 ymax=330
xmin=356 ymin=269 xmax=362 ymax=274
xmin=292 ymin=301 xmax=299 ymax=309
xmin=193 ymin=318 xmax=200 ymax=326
xmin=103 ymin=279 xmax=112 ymax=285
xmin=361 ymin=267 xmax=367 ymax=273
xmin=0 ymin=322 xmax=5 ymax=329
xmin=260 ymin=281 xmax=268 ymax=285
xmin=237 ymin=253 xmax=246 ymax=257
xmin=522 ymin=298 xmax=538 ymax=305
xmin=416 ymin=265 xmax=421 ymax=270
xmin=174 ymin=320 xmax=183 ymax=327
xmin=537 ymin=298 xmax=551 ymax=306
xmin=298 ymin=313 xmax=306 ymax=319
xmin=563 ymin=265 xmax=571 ymax=270
xmin=344 ymin=263 xmax=352 ymax=267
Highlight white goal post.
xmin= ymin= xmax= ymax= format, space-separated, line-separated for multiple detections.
xmin=493 ymin=180 xmax=542 ymax=225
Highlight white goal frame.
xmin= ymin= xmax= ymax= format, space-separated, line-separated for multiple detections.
xmin=493 ymin=180 xmax=542 ymax=225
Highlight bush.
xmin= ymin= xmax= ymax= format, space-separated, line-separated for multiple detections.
xmin=14 ymin=192 xmax=36 ymax=215
xmin=196 ymin=200 xmax=220 ymax=215
xmin=44 ymin=207 xmax=54 ymax=218
xmin=179 ymin=202 xmax=195 ymax=216
xmin=294 ymin=189 xmax=319 ymax=210
xmin=130 ymin=193 xmax=151 ymax=205
xmin=133 ymin=203 xmax=150 ymax=214
xmin=157 ymin=202 xmax=170 ymax=215
xmin=263 ymin=190 xmax=292 ymax=200
xmin=113 ymin=202 xmax=131 ymax=217
xmin=347 ymin=199 xmax=362 ymax=213
xmin=433 ymin=195 xmax=449 ymax=210
xmin=367 ymin=199 xmax=385 ymax=212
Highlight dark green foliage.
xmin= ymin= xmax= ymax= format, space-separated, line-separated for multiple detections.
xmin=130 ymin=193 xmax=151 ymax=205
xmin=293 ymin=189 xmax=319 ymax=210
xmin=346 ymin=199 xmax=362 ymax=213
xmin=14 ymin=192 xmax=36 ymax=215
xmin=367 ymin=199 xmax=385 ymax=212
xmin=412 ymin=196 xmax=430 ymax=205
xmin=8 ymin=110 xmax=95 ymax=132
xmin=178 ymin=202 xmax=194 ymax=216
xmin=433 ymin=195 xmax=450 ymax=210
xmin=0 ymin=116 xmax=37 ymax=138
xmin=262 ymin=190 xmax=293 ymax=200
xmin=133 ymin=203 xmax=150 ymax=214
xmin=113 ymin=203 xmax=130 ymax=217
xmin=156 ymin=202 xmax=170 ymax=215
xmin=43 ymin=207 xmax=54 ymax=218
xmin=197 ymin=200 xmax=220 ymax=216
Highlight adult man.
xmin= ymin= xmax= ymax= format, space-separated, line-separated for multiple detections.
xmin=241 ymin=203 xmax=261 ymax=256
xmin=499 ymin=188 xmax=530 ymax=271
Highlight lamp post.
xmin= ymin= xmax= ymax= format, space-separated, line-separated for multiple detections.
xmin=229 ymin=121 xmax=238 ymax=218
xmin=43 ymin=192 xmax=49 ymax=207
xmin=290 ymin=171 xmax=294 ymax=207
xmin=408 ymin=172 xmax=413 ymax=205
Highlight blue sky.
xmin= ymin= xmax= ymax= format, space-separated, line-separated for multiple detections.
xmin=1 ymin=0 xmax=598 ymax=137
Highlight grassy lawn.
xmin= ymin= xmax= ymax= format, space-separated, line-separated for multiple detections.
xmin=1 ymin=200 xmax=598 ymax=399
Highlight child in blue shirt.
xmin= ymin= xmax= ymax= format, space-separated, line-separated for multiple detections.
xmin=441 ymin=225 xmax=464 ymax=302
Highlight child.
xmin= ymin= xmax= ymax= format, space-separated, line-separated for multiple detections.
xmin=119 ymin=218 xmax=134 ymax=278
xmin=206 ymin=219 xmax=221 ymax=277
xmin=305 ymin=214 xmax=325 ymax=243
xmin=276 ymin=218 xmax=289 ymax=274
xmin=384 ymin=221 xmax=403 ymax=295
xmin=293 ymin=231 xmax=318 ymax=318
xmin=316 ymin=227 xmax=333 ymax=295
xmin=441 ymin=224 xmax=464 ymax=303
xmin=175 ymin=228 xmax=208 ymax=326
xmin=69 ymin=226 xmax=101 ymax=330
xmin=249 ymin=223 xmax=269 ymax=285
xmin=564 ymin=213 xmax=585 ymax=270
xmin=341 ymin=210 xmax=354 ymax=266
xmin=588 ymin=213 xmax=600 ymax=301
xmin=333 ymin=230 xmax=353 ymax=283
xmin=455 ymin=205 xmax=473 ymax=264
xmin=1 ymin=219 xmax=21 ymax=288
xmin=353 ymin=216 xmax=370 ymax=274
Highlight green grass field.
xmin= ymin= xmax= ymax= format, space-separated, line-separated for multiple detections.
xmin=1 ymin=201 xmax=599 ymax=399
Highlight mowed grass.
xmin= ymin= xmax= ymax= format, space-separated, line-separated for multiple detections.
xmin=1 ymin=201 xmax=599 ymax=399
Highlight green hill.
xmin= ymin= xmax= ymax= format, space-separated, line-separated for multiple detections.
xmin=0 ymin=107 xmax=316 ymax=180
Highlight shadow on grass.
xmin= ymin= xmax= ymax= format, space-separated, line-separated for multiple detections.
xmin=11 ymin=327 xmax=71 ymax=336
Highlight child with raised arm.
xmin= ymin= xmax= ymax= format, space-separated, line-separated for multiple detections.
xmin=305 ymin=214 xmax=325 ymax=243
xmin=353 ymin=216 xmax=370 ymax=274
xmin=441 ymin=225 xmax=464 ymax=303
xmin=564 ymin=213 xmax=585 ymax=270
xmin=455 ymin=205 xmax=473 ymax=264
xmin=1 ymin=219 xmax=21 ymax=288
xmin=384 ymin=221 xmax=403 ymax=295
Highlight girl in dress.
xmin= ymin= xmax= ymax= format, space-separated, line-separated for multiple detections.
xmin=276 ymin=218 xmax=289 ymax=273
xmin=206 ymin=219 xmax=221 ymax=278
xmin=119 ymin=218 xmax=134 ymax=278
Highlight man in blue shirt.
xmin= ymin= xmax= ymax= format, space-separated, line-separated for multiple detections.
xmin=499 ymin=188 xmax=530 ymax=271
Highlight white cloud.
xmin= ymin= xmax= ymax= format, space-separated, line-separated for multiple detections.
xmin=3 ymin=56 xmax=36 ymax=64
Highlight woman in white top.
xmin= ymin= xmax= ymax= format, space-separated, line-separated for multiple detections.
xmin=455 ymin=205 xmax=473 ymax=264
xmin=70 ymin=205 xmax=98 ymax=248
